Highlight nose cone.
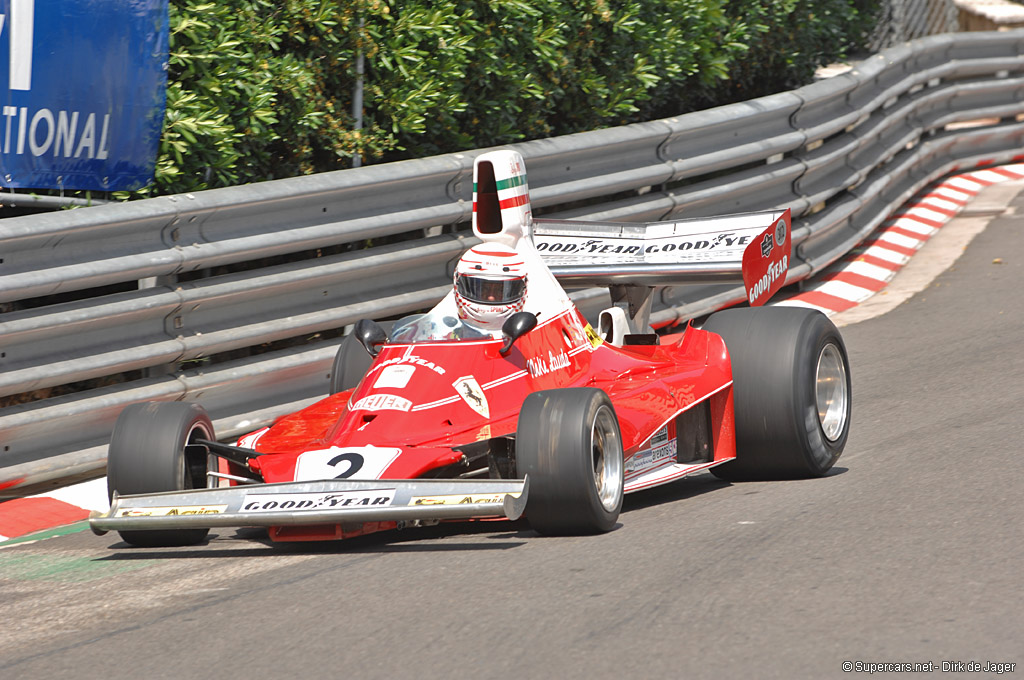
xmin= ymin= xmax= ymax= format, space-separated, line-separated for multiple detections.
xmin=325 ymin=344 xmax=497 ymax=449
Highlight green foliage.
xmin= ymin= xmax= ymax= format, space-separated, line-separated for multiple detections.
xmin=140 ymin=0 xmax=365 ymax=195
xmin=137 ymin=0 xmax=879 ymax=197
xmin=345 ymin=0 xmax=755 ymax=157
xmin=705 ymin=0 xmax=881 ymax=104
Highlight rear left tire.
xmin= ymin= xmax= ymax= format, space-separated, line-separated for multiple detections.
xmin=330 ymin=333 xmax=375 ymax=394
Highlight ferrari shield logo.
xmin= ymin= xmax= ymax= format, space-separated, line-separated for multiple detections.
xmin=453 ymin=376 xmax=489 ymax=418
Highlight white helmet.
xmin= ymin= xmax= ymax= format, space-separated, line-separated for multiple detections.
xmin=454 ymin=244 xmax=528 ymax=330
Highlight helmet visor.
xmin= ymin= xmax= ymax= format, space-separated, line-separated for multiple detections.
xmin=456 ymin=275 xmax=526 ymax=305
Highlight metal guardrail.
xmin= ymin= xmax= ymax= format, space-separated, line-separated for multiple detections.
xmin=2 ymin=30 xmax=1023 ymax=490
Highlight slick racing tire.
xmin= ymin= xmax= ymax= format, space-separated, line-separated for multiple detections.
xmin=702 ymin=307 xmax=851 ymax=480
xmin=330 ymin=333 xmax=375 ymax=394
xmin=329 ymin=321 xmax=395 ymax=394
xmin=516 ymin=388 xmax=624 ymax=535
xmin=106 ymin=402 xmax=215 ymax=547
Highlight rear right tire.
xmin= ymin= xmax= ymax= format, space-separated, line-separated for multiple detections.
xmin=702 ymin=307 xmax=851 ymax=480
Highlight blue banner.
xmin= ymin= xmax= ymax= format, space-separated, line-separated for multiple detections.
xmin=0 ymin=0 xmax=168 ymax=191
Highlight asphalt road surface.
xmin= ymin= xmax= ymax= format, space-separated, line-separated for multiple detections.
xmin=2 ymin=191 xmax=1022 ymax=679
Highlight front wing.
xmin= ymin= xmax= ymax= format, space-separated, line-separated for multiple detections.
xmin=90 ymin=477 xmax=529 ymax=535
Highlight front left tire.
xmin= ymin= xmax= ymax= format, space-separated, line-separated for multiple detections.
xmin=106 ymin=401 xmax=215 ymax=547
xmin=516 ymin=388 xmax=624 ymax=535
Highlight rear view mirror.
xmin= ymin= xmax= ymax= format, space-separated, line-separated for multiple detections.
xmin=354 ymin=318 xmax=388 ymax=357
xmin=500 ymin=312 xmax=538 ymax=356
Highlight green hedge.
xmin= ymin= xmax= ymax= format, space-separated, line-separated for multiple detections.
xmin=144 ymin=0 xmax=877 ymax=197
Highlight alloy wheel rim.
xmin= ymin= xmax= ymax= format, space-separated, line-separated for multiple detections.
xmin=591 ymin=405 xmax=623 ymax=512
xmin=816 ymin=343 xmax=849 ymax=442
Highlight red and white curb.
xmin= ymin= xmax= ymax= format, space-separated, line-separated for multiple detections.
xmin=3 ymin=163 xmax=1023 ymax=544
xmin=0 ymin=478 xmax=109 ymax=543
xmin=776 ymin=164 xmax=1024 ymax=314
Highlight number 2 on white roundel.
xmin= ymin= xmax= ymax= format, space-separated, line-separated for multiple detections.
xmin=294 ymin=447 xmax=402 ymax=481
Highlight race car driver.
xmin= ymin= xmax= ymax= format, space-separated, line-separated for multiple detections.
xmin=453 ymin=243 xmax=528 ymax=335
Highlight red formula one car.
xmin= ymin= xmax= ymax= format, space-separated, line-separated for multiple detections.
xmin=91 ymin=149 xmax=852 ymax=547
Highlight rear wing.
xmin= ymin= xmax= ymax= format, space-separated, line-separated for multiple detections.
xmin=532 ymin=209 xmax=792 ymax=307
xmin=468 ymin=149 xmax=791 ymax=328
